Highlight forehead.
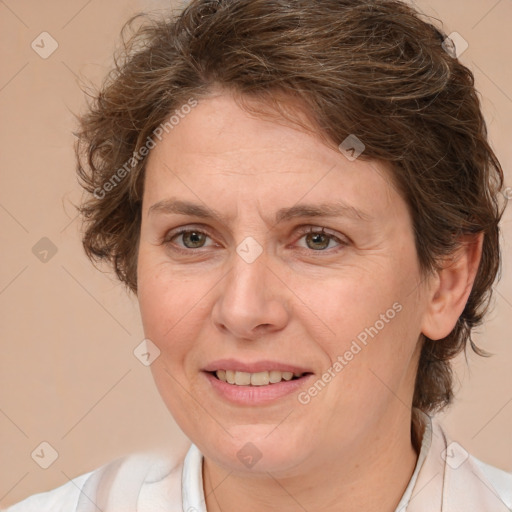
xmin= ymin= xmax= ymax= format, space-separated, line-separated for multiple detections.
xmin=143 ymin=92 xmax=405 ymax=226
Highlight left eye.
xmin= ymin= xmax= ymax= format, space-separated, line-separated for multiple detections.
xmin=164 ymin=226 xmax=347 ymax=252
xmin=295 ymin=227 xmax=346 ymax=251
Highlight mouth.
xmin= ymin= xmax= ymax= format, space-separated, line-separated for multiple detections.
xmin=202 ymin=359 xmax=314 ymax=404
xmin=207 ymin=369 xmax=312 ymax=386
xmin=203 ymin=368 xmax=314 ymax=405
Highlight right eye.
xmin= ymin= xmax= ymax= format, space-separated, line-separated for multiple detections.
xmin=163 ymin=227 xmax=217 ymax=252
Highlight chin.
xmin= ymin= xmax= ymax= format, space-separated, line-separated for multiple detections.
xmin=198 ymin=425 xmax=310 ymax=475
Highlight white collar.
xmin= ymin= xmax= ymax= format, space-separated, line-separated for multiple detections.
xmin=394 ymin=410 xmax=433 ymax=511
xmin=182 ymin=441 xmax=207 ymax=512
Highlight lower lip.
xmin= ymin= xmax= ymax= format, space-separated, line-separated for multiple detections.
xmin=203 ymin=371 xmax=313 ymax=405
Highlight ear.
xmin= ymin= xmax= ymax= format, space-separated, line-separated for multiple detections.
xmin=421 ymin=232 xmax=484 ymax=341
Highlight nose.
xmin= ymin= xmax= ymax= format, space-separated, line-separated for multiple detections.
xmin=211 ymin=247 xmax=290 ymax=340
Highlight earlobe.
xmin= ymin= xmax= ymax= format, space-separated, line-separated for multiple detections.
xmin=420 ymin=232 xmax=484 ymax=341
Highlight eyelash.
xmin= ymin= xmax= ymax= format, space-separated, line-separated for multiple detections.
xmin=162 ymin=225 xmax=348 ymax=255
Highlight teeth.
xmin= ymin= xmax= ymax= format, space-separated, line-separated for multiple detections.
xmin=226 ymin=370 xmax=236 ymax=384
xmin=251 ymin=371 xmax=270 ymax=386
xmin=235 ymin=371 xmax=251 ymax=385
xmin=269 ymin=370 xmax=283 ymax=383
xmin=214 ymin=370 xmax=304 ymax=386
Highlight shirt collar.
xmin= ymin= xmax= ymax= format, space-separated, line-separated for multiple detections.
xmin=182 ymin=441 xmax=207 ymax=512
xmin=394 ymin=409 xmax=433 ymax=511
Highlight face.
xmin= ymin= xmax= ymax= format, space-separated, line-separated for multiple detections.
xmin=137 ymin=91 xmax=431 ymax=476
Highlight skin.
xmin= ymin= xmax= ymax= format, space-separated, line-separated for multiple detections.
xmin=137 ymin=90 xmax=483 ymax=512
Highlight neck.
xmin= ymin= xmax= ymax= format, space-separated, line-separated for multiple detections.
xmin=202 ymin=411 xmax=421 ymax=512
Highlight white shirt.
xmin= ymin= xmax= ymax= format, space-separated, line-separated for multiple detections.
xmin=4 ymin=413 xmax=511 ymax=511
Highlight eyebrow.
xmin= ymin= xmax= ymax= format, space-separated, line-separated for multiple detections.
xmin=148 ymin=198 xmax=373 ymax=224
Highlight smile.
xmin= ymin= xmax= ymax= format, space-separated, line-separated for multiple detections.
xmin=204 ymin=370 xmax=314 ymax=405
xmin=212 ymin=369 xmax=307 ymax=386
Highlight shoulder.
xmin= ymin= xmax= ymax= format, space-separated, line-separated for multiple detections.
xmin=2 ymin=448 xmax=188 ymax=512
xmin=2 ymin=472 xmax=91 ymax=512
xmin=430 ymin=417 xmax=512 ymax=511
xmin=470 ymin=454 xmax=512 ymax=509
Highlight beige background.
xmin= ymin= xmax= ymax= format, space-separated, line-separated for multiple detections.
xmin=0 ymin=0 xmax=511 ymax=507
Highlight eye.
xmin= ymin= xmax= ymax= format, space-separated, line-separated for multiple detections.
xmin=163 ymin=227 xmax=216 ymax=251
xmin=294 ymin=226 xmax=348 ymax=252
xmin=162 ymin=225 xmax=348 ymax=254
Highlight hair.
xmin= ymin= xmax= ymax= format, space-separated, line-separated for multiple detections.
xmin=75 ymin=0 xmax=506 ymax=414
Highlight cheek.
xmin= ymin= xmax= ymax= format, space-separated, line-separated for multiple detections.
xmin=137 ymin=257 xmax=181 ymax=349
xmin=307 ymin=264 xmax=420 ymax=380
xmin=139 ymin=265 xmax=211 ymax=427
xmin=302 ymin=273 xmax=397 ymax=343
xmin=137 ymin=258 xmax=214 ymax=369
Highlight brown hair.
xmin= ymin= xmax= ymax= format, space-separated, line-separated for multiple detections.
xmin=75 ymin=0 xmax=506 ymax=414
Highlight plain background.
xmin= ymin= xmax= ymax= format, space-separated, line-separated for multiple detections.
xmin=0 ymin=0 xmax=511 ymax=507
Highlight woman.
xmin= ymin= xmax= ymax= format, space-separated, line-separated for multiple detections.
xmin=5 ymin=0 xmax=511 ymax=510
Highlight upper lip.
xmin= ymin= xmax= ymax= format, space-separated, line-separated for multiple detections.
xmin=203 ymin=359 xmax=313 ymax=374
